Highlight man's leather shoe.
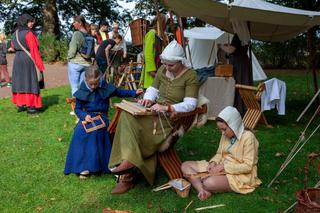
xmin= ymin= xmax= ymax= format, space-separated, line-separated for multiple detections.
xmin=112 ymin=160 xmax=135 ymax=175
xmin=111 ymin=174 xmax=134 ymax=195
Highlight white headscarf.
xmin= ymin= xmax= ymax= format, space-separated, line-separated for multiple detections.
xmin=160 ymin=40 xmax=191 ymax=68
xmin=217 ymin=106 xmax=244 ymax=140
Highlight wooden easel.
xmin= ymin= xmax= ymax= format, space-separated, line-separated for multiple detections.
xmin=117 ymin=60 xmax=142 ymax=90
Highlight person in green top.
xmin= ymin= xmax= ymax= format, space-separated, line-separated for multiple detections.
xmin=140 ymin=18 xmax=165 ymax=89
xmin=109 ymin=40 xmax=199 ymax=194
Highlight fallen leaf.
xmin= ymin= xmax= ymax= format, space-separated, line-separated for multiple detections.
xmin=36 ymin=206 xmax=43 ymax=212
xmin=272 ymin=187 xmax=278 ymax=193
xmin=262 ymin=196 xmax=274 ymax=202
xmin=275 ymin=152 xmax=284 ymax=157
xmin=147 ymin=203 xmax=153 ymax=209
xmin=57 ymin=137 xmax=63 ymax=142
xmin=50 ymin=197 xmax=56 ymax=201
xmin=63 ymin=123 xmax=67 ymax=128
xmin=102 ymin=208 xmax=112 ymax=213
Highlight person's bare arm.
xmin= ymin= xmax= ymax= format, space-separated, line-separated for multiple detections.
xmin=218 ymin=43 xmax=236 ymax=54
xmin=105 ymin=44 xmax=112 ymax=64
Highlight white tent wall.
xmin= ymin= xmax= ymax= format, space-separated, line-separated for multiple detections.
xmin=184 ymin=27 xmax=267 ymax=81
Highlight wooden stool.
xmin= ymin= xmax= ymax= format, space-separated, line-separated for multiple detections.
xmin=236 ymin=83 xmax=272 ymax=130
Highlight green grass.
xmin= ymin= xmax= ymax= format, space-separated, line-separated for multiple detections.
xmin=0 ymin=72 xmax=319 ymax=212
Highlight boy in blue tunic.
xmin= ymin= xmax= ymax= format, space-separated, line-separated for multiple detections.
xmin=64 ymin=65 xmax=143 ymax=179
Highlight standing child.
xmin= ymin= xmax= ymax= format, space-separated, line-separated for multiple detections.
xmin=0 ymin=33 xmax=11 ymax=87
xmin=64 ymin=65 xmax=143 ymax=179
xmin=95 ymin=34 xmax=122 ymax=75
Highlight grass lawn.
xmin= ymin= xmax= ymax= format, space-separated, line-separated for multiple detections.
xmin=0 ymin=72 xmax=319 ymax=212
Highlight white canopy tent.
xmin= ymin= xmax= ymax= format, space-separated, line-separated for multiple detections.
xmin=163 ymin=0 xmax=320 ymax=42
xmin=184 ymin=27 xmax=267 ymax=81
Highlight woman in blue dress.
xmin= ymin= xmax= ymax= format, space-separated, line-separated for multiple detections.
xmin=64 ymin=65 xmax=143 ymax=179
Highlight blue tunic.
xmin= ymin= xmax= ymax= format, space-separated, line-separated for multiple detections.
xmin=64 ymin=80 xmax=136 ymax=175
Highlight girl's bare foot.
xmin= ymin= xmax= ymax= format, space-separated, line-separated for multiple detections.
xmin=198 ymin=190 xmax=212 ymax=201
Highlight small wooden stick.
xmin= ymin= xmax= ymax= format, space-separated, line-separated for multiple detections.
xmin=152 ymin=182 xmax=171 ymax=192
xmin=185 ymin=172 xmax=226 ymax=179
xmin=184 ymin=200 xmax=193 ymax=212
xmin=195 ymin=204 xmax=225 ymax=211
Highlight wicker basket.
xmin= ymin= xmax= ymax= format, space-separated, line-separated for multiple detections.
xmin=170 ymin=178 xmax=191 ymax=198
xmin=129 ymin=18 xmax=149 ymax=47
xmin=215 ymin=64 xmax=233 ymax=77
xmin=295 ymin=153 xmax=320 ymax=213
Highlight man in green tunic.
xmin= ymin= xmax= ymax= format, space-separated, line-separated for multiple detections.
xmin=109 ymin=40 xmax=199 ymax=194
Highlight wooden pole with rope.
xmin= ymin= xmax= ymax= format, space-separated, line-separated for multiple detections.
xmin=268 ymin=121 xmax=320 ymax=187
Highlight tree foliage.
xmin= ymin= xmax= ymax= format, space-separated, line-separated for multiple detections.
xmin=1 ymin=0 xmax=320 ymax=67
xmin=254 ymin=0 xmax=320 ymax=68
xmin=0 ymin=0 xmax=132 ymax=38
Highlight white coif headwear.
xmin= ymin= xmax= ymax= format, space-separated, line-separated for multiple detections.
xmin=217 ymin=106 xmax=245 ymax=140
xmin=160 ymin=40 xmax=191 ymax=68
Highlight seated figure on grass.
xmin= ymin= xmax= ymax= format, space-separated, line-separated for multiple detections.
xmin=108 ymin=40 xmax=199 ymax=194
xmin=181 ymin=106 xmax=261 ymax=201
xmin=64 ymin=66 xmax=143 ymax=179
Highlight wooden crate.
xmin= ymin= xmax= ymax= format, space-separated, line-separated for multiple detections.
xmin=215 ymin=64 xmax=233 ymax=77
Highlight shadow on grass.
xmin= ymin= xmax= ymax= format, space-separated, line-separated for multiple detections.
xmin=42 ymin=94 xmax=61 ymax=111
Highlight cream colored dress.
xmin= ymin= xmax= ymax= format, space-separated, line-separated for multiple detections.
xmin=196 ymin=130 xmax=262 ymax=194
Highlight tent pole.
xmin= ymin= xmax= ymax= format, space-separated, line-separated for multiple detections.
xmin=247 ymin=21 xmax=253 ymax=85
xmin=296 ymin=89 xmax=320 ymax=122
xmin=186 ymin=39 xmax=193 ymax=68
xmin=307 ymin=28 xmax=320 ymax=103
xmin=207 ymin=41 xmax=215 ymax=65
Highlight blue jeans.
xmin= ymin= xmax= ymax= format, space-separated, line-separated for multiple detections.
xmin=68 ymin=62 xmax=86 ymax=95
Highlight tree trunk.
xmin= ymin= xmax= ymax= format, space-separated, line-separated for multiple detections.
xmin=307 ymin=27 xmax=319 ymax=98
xmin=43 ymin=0 xmax=60 ymax=38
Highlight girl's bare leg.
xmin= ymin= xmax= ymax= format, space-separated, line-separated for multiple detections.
xmin=181 ymin=161 xmax=212 ymax=201
xmin=202 ymin=175 xmax=231 ymax=193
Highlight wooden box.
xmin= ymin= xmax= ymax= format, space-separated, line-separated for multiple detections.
xmin=215 ymin=64 xmax=233 ymax=77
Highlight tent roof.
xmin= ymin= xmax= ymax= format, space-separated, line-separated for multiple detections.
xmin=184 ymin=27 xmax=225 ymax=40
xmin=163 ymin=0 xmax=320 ymax=42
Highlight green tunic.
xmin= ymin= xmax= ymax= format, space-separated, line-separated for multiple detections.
xmin=109 ymin=67 xmax=199 ymax=184
xmin=141 ymin=29 xmax=157 ymax=89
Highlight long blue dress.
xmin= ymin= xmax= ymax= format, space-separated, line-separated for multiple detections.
xmin=64 ymin=80 xmax=136 ymax=175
